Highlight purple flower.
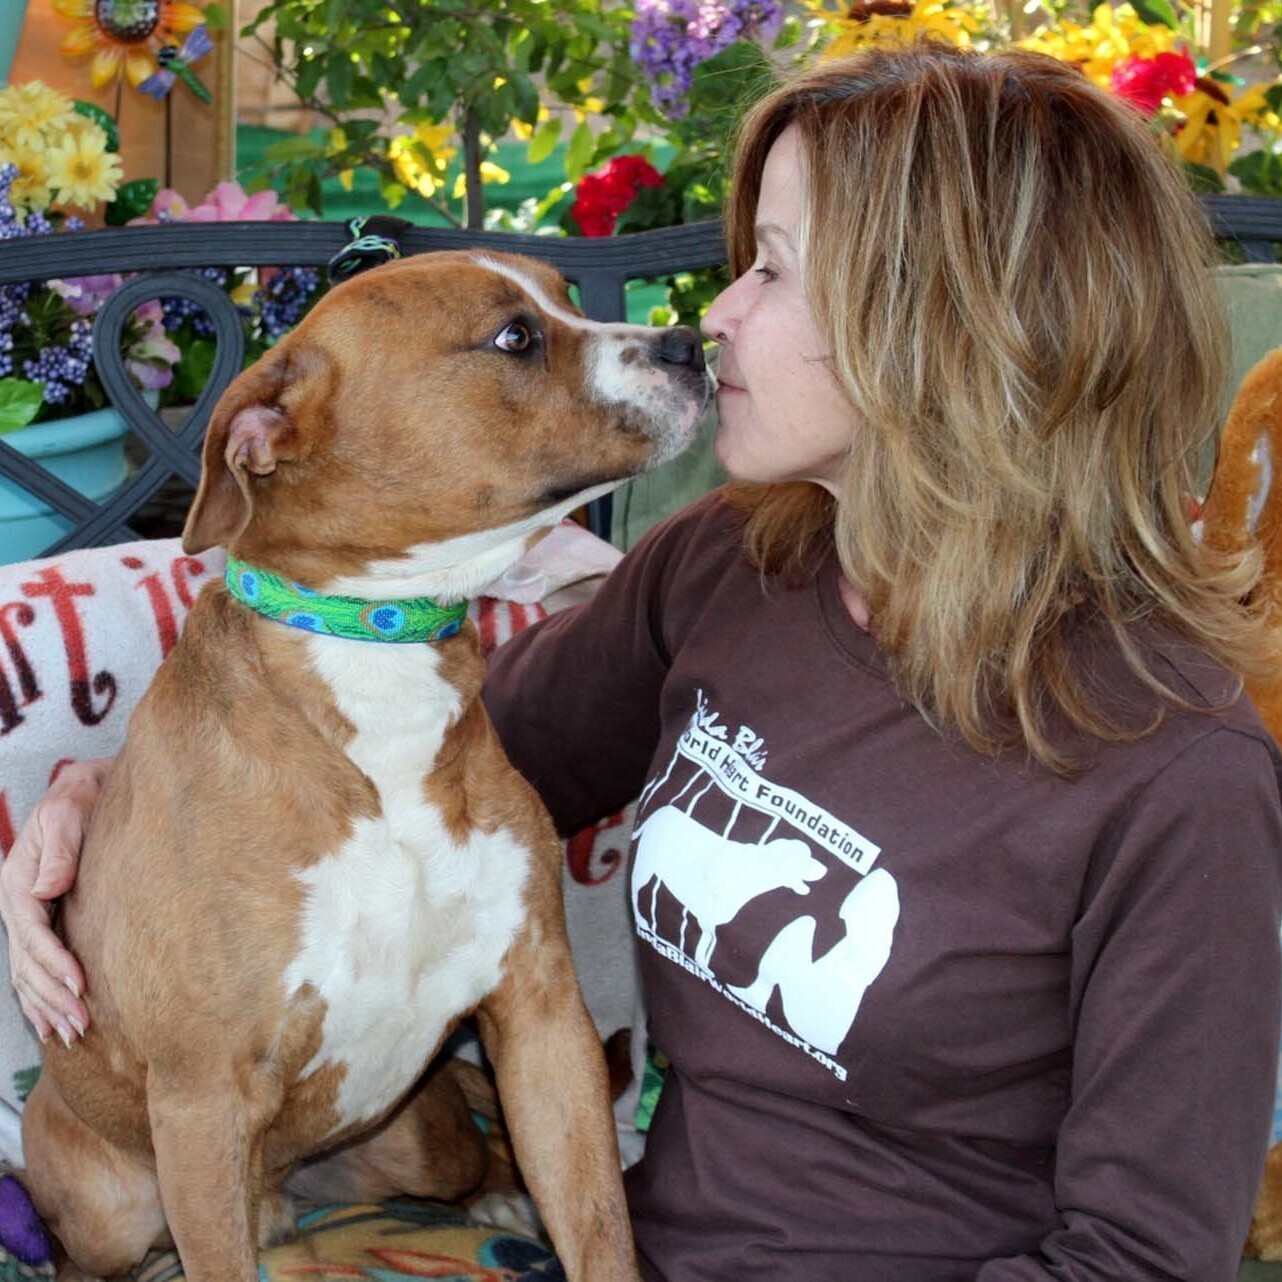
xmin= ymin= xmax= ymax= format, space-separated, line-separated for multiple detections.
xmin=51 ymin=273 xmax=125 ymax=318
xmin=254 ymin=265 xmax=321 ymax=343
xmin=631 ymin=0 xmax=784 ymax=117
xmin=0 ymin=1174 xmax=53 ymax=1268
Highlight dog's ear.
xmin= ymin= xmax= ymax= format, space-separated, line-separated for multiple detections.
xmin=182 ymin=343 xmax=330 ymax=554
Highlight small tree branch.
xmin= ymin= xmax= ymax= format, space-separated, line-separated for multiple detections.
xmin=462 ymin=107 xmax=486 ymax=229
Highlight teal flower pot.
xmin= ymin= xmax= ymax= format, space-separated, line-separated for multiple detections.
xmin=0 ymin=407 xmax=132 ymax=565
xmin=0 ymin=0 xmax=28 ymax=89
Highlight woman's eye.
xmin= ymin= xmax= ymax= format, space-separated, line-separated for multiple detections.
xmin=495 ymin=321 xmax=533 ymax=352
xmin=753 ymin=265 xmax=779 ymax=283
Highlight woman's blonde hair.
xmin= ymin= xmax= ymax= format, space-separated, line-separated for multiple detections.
xmin=725 ymin=41 xmax=1276 ymax=772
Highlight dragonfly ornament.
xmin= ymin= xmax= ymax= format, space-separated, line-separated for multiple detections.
xmin=139 ymin=24 xmax=214 ymax=104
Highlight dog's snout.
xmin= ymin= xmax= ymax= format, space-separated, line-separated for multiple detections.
xmin=655 ymin=327 xmax=705 ymax=372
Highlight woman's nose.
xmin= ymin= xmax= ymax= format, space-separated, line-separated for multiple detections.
xmin=701 ymin=284 xmax=736 ymax=344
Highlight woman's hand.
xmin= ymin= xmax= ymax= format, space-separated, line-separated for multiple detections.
xmin=0 ymin=758 xmax=110 ymax=1045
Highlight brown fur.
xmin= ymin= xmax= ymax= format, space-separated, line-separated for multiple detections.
xmin=21 ymin=250 xmax=710 ymax=1281
xmin=1200 ymin=347 xmax=1282 ymax=1259
xmin=1201 ymin=347 xmax=1282 ymax=738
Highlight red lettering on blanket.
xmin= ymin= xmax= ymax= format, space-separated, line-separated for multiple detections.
xmin=477 ymin=599 xmax=498 ymax=657
xmin=507 ymin=602 xmax=549 ymax=634
xmin=48 ymin=758 xmax=76 ymax=786
xmin=123 ymin=556 xmax=179 ymax=658
xmin=0 ymin=791 xmax=13 ymax=856
xmin=21 ymin=568 xmax=117 ymax=728
xmin=0 ymin=600 xmax=40 ymax=735
xmin=171 ymin=556 xmax=207 ymax=611
xmin=567 ymin=809 xmax=628 ymax=886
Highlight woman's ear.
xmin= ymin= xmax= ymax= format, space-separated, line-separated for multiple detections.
xmin=181 ymin=342 xmax=326 ymax=554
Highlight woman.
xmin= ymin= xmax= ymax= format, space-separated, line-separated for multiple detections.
xmin=5 ymin=42 xmax=1282 ymax=1282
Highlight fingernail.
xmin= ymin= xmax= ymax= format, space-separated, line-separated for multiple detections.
xmin=32 ymin=880 xmax=52 ymax=896
xmin=37 ymin=1027 xmax=49 ymax=1045
xmin=62 ymin=976 xmax=79 ymax=998
xmin=57 ymin=1025 xmax=72 ymax=1049
xmin=68 ymin=1014 xmax=85 ymax=1039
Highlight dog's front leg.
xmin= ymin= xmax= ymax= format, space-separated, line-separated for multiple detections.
xmin=478 ymin=924 xmax=640 ymax=1282
xmin=147 ymin=1077 xmax=266 ymax=1282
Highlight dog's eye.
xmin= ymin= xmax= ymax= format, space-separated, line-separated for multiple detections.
xmin=495 ymin=321 xmax=533 ymax=353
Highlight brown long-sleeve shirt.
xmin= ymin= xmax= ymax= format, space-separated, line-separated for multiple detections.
xmin=484 ymin=490 xmax=1282 ymax=1281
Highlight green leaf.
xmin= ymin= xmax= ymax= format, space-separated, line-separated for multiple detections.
xmin=528 ymin=117 xmax=562 ymax=165
xmin=104 ymin=177 xmax=159 ymax=226
xmin=774 ymin=15 xmax=802 ymax=48
xmin=566 ymin=120 xmax=594 ymax=182
xmin=1182 ymin=160 xmax=1226 ymax=193
xmin=12 ymin=1065 xmax=40 ymax=1103
xmin=379 ymin=172 xmax=408 ymax=210
xmin=1229 ymin=148 xmax=1282 ymax=196
xmin=0 ymin=379 xmax=45 ymax=436
xmin=527 ymin=33 xmax=547 ymax=74
xmin=72 ymin=101 xmax=120 ymax=153
xmin=306 ymin=171 xmax=324 ymax=217
xmin=264 ymin=134 xmax=325 ymax=163
xmin=201 ymin=2 xmax=229 ymax=31
xmin=295 ymin=56 xmax=325 ymax=100
xmin=510 ymin=73 xmax=541 ymax=128
xmin=1130 ymin=0 xmax=1180 ymax=23
xmin=614 ymin=183 xmax=681 ymax=234
xmin=326 ymin=54 xmax=353 ymax=105
xmin=173 ymin=337 xmax=216 ymax=402
xmin=534 ymin=181 xmax=571 ymax=224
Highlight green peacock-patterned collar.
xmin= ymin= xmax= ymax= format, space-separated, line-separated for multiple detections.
xmin=224 ymin=555 xmax=468 ymax=644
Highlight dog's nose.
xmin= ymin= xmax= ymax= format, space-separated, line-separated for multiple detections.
xmin=656 ymin=327 xmax=706 ymax=372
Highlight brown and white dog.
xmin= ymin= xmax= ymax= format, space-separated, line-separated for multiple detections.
xmin=19 ymin=250 xmax=712 ymax=1281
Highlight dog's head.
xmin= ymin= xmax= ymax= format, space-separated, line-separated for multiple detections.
xmin=183 ymin=250 xmax=713 ymax=594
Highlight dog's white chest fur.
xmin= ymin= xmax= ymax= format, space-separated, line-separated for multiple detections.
xmin=282 ymin=639 xmax=529 ymax=1133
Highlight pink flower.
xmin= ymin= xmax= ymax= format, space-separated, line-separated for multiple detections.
xmin=147 ymin=188 xmax=193 ymax=221
xmin=125 ymin=299 xmax=181 ymax=390
xmin=139 ymin=180 xmax=298 ymax=225
xmin=1110 ymin=50 xmax=1197 ymax=116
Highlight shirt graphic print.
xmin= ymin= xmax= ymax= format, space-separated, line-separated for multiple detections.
xmin=631 ymin=690 xmax=900 ymax=1080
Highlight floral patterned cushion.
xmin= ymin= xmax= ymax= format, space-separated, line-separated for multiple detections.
xmin=129 ymin=1201 xmax=562 ymax=1282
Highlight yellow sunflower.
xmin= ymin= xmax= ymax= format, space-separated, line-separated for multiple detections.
xmin=1173 ymin=80 xmax=1278 ymax=173
xmin=53 ymin=0 xmax=208 ymax=90
xmin=1018 ymin=4 xmax=1179 ymax=89
xmin=46 ymin=129 xmax=123 ymax=209
xmin=805 ymin=0 xmax=982 ymax=55
xmin=0 ymin=83 xmax=77 ymax=152
xmin=5 ymin=151 xmax=54 ymax=216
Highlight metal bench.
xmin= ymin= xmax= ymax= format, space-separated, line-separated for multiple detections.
xmin=0 ymin=197 xmax=1278 ymax=556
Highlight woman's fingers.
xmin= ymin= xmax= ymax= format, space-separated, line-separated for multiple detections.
xmin=0 ymin=760 xmax=106 ymax=1041
xmin=10 ymin=930 xmax=82 ymax=1048
xmin=2 ymin=840 xmax=88 ymax=1041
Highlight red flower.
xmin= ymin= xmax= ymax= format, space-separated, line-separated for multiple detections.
xmin=1110 ymin=50 xmax=1197 ymax=116
xmin=571 ymin=154 xmax=664 ymax=237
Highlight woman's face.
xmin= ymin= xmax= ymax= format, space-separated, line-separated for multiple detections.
xmin=701 ymin=126 xmax=857 ymax=492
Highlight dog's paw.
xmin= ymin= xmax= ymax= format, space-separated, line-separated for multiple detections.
xmin=465 ymin=1190 xmax=544 ymax=1240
